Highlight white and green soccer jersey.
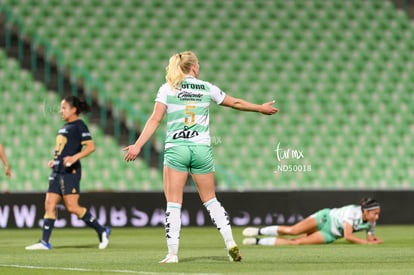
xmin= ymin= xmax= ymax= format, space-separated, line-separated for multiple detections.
xmin=329 ymin=205 xmax=375 ymax=237
xmin=155 ymin=76 xmax=226 ymax=149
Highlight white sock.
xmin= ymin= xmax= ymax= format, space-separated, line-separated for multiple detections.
xmin=259 ymin=225 xmax=279 ymax=236
xmin=258 ymin=237 xmax=277 ymax=246
xmin=165 ymin=202 xmax=181 ymax=256
xmin=204 ymin=198 xmax=236 ymax=249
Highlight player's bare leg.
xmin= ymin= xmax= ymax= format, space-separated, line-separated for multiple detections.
xmin=243 ymin=216 xmax=319 ymax=238
xmin=277 ymin=216 xmax=319 ymax=236
xmin=25 ymin=192 xmax=61 ymax=250
xmin=63 ymin=194 xmax=110 ymax=249
xmin=275 ymin=231 xmax=325 ymax=245
xmin=193 ymin=172 xmax=241 ymax=262
xmin=160 ymin=166 xmax=188 ymax=263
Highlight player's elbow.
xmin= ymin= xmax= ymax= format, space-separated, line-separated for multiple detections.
xmin=343 ymin=236 xmax=353 ymax=242
xmin=87 ymin=143 xmax=96 ymax=154
xmin=230 ymin=99 xmax=245 ymax=110
xmin=344 ymin=236 xmax=365 ymax=244
xmin=221 ymin=95 xmax=241 ymax=109
xmin=343 ymin=234 xmax=356 ymax=243
xmin=150 ymin=117 xmax=163 ymax=125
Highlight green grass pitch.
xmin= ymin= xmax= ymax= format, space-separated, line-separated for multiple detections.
xmin=0 ymin=225 xmax=413 ymax=275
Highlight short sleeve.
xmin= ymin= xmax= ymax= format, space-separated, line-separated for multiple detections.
xmin=367 ymin=222 xmax=376 ymax=235
xmin=79 ymin=120 xmax=92 ymax=142
xmin=342 ymin=208 xmax=355 ymax=225
xmin=155 ymin=83 xmax=169 ymax=105
xmin=210 ymin=84 xmax=226 ymax=104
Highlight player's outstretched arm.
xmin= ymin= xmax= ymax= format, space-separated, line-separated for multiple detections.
xmin=220 ymin=95 xmax=278 ymax=115
xmin=123 ymin=102 xmax=166 ymax=162
xmin=343 ymin=223 xmax=382 ymax=244
xmin=0 ymin=144 xmax=11 ymax=178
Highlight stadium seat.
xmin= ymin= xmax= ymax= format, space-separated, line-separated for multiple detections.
xmin=1 ymin=0 xmax=413 ymax=190
xmin=0 ymin=52 xmax=162 ymax=191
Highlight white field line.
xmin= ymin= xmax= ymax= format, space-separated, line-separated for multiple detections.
xmin=0 ymin=264 xmax=223 ymax=275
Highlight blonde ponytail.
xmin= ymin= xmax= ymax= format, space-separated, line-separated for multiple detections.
xmin=165 ymin=51 xmax=198 ymax=89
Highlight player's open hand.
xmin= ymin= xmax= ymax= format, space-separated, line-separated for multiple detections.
xmin=4 ymin=166 xmax=11 ymax=178
xmin=367 ymin=236 xmax=384 ymax=244
xmin=259 ymin=100 xmax=278 ymax=115
xmin=63 ymin=156 xmax=77 ymax=167
xmin=123 ymin=144 xmax=141 ymax=162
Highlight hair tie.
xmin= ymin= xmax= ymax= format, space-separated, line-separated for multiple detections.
xmin=362 ymin=202 xmax=380 ymax=210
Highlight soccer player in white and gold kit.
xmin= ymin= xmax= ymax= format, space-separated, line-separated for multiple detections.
xmin=123 ymin=51 xmax=278 ymax=263
xmin=243 ymin=198 xmax=383 ymax=246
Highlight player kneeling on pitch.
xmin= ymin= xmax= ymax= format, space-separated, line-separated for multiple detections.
xmin=243 ymin=198 xmax=383 ymax=246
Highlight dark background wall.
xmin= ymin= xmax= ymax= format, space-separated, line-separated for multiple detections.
xmin=1 ymin=191 xmax=412 ymax=228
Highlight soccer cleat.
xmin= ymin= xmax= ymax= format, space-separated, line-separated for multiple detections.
xmin=228 ymin=246 xmax=242 ymax=262
xmin=99 ymin=226 xmax=111 ymax=249
xmin=242 ymin=227 xmax=260 ymax=237
xmin=25 ymin=240 xmax=51 ymax=250
xmin=159 ymin=254 xmax=179 ymax=263
xmin=243 ymin=237 xmax=258 ymax=246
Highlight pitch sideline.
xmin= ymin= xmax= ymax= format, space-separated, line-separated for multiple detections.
xmin=0 ymin=264 xmax=223 ymax=275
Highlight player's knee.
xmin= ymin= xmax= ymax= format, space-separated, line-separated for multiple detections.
xmin=284 ymin=227 xmax=298 ymax=235
xmin=45 ymin=202 xmax=56 ymax=213
xmin=65 ymin=204 xmax=80 ymax=214
xmin=283 ymin=238 xmax=300 ymax=245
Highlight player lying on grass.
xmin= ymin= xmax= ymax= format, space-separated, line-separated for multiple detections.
xmin=243 ymin=197 xmax=383 ymax=246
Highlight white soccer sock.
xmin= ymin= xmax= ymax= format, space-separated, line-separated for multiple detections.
xmin=165 ymin=202 xmax=182 ymax=256
xmin=259 ymin=225 xmax=279 ymax=236
xmin=204 ymin=198 xmax=236 ymax=249
xmin=258 ymin=237 xmax=277 ymax=246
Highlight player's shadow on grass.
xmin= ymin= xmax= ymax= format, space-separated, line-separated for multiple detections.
xmin=54 ymin=244 xmax=97 ymax=249
xmin=180 ymin=256 xmax=230 ymax=263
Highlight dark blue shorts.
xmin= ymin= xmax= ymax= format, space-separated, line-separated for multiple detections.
xmin=48 ymin=170 xmax=81 ymax=195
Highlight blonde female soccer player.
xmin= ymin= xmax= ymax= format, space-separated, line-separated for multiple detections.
xmin=123 ymin=51 xmax=278 ymax=263
xmin=243 ymin=198 xmax=383 ymax=246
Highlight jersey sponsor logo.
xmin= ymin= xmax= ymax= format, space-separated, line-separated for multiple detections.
xmin=81 ymin=132 xmax=91 ymax=137
xmin=172 ymin=127 xmax=199 ymax=140
xmin=180 ymin=83 xmax=206 ymax=90
xmin=177 ymin=91 xmax=203 ymax=102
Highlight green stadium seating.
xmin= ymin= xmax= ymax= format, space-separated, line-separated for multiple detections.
xmin=0 ymin=52 xmax=162 ymax=192
xmin=1 ymin=0 xmax=413 ymax=190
